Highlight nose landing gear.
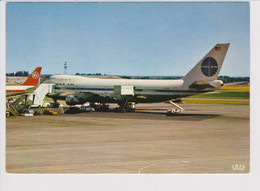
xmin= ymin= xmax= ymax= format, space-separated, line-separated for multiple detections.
xmin=167 ymin=101 xmax=184 ymax=115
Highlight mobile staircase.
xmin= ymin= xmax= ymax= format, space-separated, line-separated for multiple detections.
xmin=9 ymin=94 xmax=30 ymax=116
xmin=28 ymin=83 xmax=55 ymax=107
xmin=8 ymin=83 xmax=55 ymax=116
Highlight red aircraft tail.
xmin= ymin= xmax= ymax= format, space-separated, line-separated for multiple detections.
xmin=22 ymin=67 xmax=42 ymax=86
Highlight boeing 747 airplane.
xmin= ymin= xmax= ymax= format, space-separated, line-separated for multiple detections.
xmin=46 ymin=43 xmax=229 ymax=112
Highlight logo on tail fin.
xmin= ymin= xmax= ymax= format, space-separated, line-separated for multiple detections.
xmin=201 ymin=57 xmax=218 ymax=77
xmin=32 ymin=71 xmax=40 ymax=79
xmin=22 ymin=67 xmax=42 ymax=86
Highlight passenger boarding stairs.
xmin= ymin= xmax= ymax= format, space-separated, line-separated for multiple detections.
xmin=8 ymin=83 xmax=55 ymax=116
xmin=28 ymin=83 xmax=55 ymax=107
xmin=9 ymin=94 xmax=29 ymax=116
xmin=9 ymin=104 xmax=18 ymax=116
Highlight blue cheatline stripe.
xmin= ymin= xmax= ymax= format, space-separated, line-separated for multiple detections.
xmin=54 ymin=86 xmax=208 ymax=93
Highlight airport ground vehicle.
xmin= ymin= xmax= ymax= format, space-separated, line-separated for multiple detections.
xmin=8 ymin=98 xmax=14 ymax=104
xmin=125 ymin=102 xmax=136 ymax=112
xmin=19 ymin=109 xmax=34 ymax=117
xmin=79 ymin=105 xmax=95 ymax=112
xmin=6 ymin=110 xmax=10 ymax=117
xmin=43 ymin=109 xmax=58 ymax=115
xmin=30 ymin=101 xmax=60 ymax=108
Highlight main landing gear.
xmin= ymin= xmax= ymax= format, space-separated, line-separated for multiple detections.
xmin=117 ymin=97 xmax=136 ymax=112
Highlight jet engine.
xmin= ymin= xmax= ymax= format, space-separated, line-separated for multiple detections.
xmin=65 ymin=95 xmax=85 ymax=105
xmin=209 ymin=80 xmax=224 ymax=89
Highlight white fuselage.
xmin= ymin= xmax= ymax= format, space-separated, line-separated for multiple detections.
xmin=6 ymin=85 xmax=34 ymax=96
xmin=48 ymin=75 xmax=208 ymax=103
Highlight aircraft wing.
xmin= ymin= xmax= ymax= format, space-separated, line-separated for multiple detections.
xmin=6 ymin=92 xmax=27 ymax=97
xmin=25 ymin=86 xmax=39 ymax=93
xmin=46 ymin=91 xmax=119 ymax=105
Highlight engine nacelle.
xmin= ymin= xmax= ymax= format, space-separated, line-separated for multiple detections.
xmin=209 ymin=80 xmax=224 ymax=89
xmin=65 ymin=95 xmax=85 ymax=105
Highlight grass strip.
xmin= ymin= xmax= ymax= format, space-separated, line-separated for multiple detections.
xmin=183 ymin=99 xmax=249 ymax=105
xmin=190 ymin=91 xmax=249 ymax=99
xmin=221 ymin=85 xmax=250 ymax=91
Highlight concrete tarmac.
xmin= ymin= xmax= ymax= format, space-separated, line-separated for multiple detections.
xmin=6 ymin=103 xmax=249 ymax=174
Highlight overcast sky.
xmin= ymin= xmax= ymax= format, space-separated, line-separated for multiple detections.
xmin=6 ymin=2 xmax=249 ymax=76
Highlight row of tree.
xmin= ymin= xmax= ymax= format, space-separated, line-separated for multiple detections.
xmin=6 ymin=71 xmax=29 ymax=77
xmin=75 ymin=73 xmax=105 ymax=76
xmin=218 ymin=76 xmax=250 ymax=83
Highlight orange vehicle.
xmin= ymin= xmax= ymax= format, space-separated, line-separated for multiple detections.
xmin=43 ymin=109 xmax=58 ymax=115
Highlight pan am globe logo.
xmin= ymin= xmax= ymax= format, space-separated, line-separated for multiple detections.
xmin=201 ymin=57 xmax=218 ymax=77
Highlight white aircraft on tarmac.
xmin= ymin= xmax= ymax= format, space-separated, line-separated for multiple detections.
xmin=45 ymin=43 xmax=229 ymax=112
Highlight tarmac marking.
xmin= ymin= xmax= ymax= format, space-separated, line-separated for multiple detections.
xmin=138 ymin=162 xmax=161 ymax=174
xmin=138 ymin=161 xmax=192 ymax=173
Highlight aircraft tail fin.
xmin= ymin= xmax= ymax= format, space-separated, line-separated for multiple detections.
xmin=183 ymin=43 xmax=230 ymax=85
xmin=22 ymin=67 xmax=42 ymax=86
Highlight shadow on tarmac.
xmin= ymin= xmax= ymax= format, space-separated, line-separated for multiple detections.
xmin=134 ymin=110 xmax=221 ymax=121
xmin=63 ymin=107 xmax=221 ymax=121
